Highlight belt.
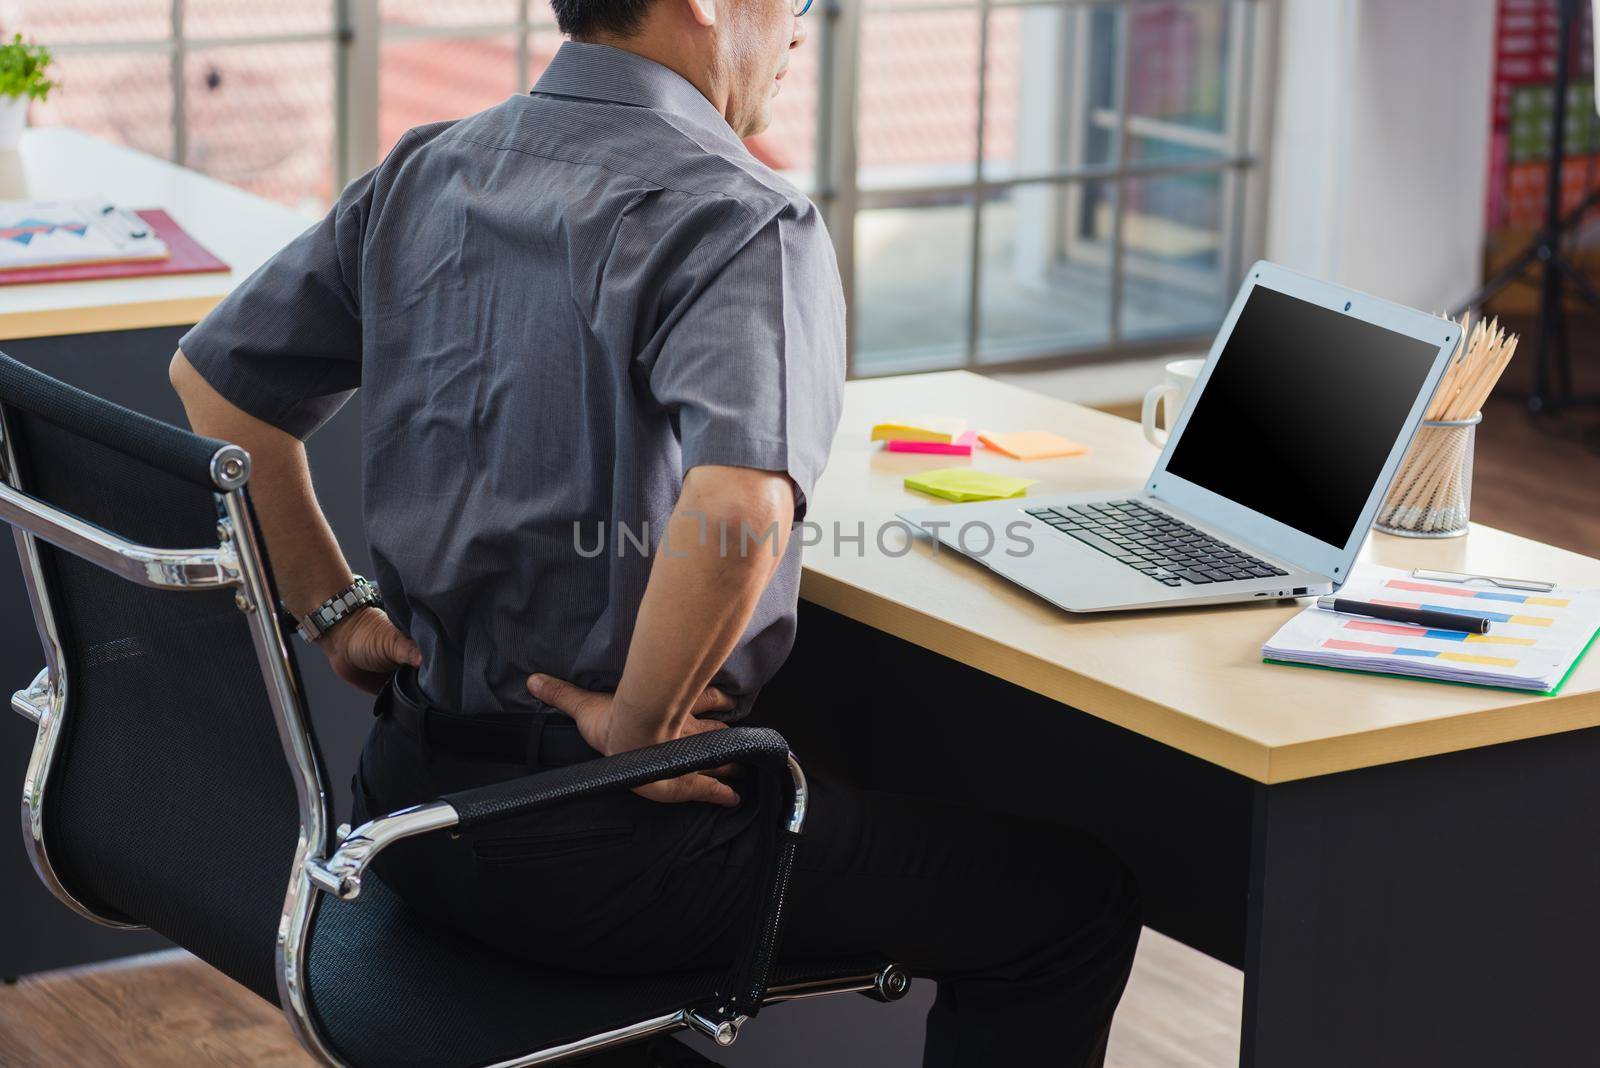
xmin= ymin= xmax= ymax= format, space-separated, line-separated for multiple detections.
xmin=381 ymin=667 xmax=600 ymax=769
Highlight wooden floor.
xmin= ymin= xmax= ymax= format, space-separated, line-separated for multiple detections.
xmin=1435 ymin=311 xmax=1600 ymax=557
xmin=0 ymin=929 xmax=1242 ymax=1068
xmin=0 ymin=950 xmax=316 ymax=1067
xmin=1 ymin=345 xmax=1593 ymax=1067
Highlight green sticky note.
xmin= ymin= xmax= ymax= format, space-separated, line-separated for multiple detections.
xmin=904 ymin=468 xmax=1037 ymax=502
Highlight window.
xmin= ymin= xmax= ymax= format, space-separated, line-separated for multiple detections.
xmin=8 ymin=0 xmax=345 ymax=213
xmin=2 ymin=0 xmax=1268 ymax=374
xmin=844 ymin=0 xmax=1267 ymax=375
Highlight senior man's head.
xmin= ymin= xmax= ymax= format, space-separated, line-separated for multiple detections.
xmin=550 ymin=0 xmax=808 ymax=139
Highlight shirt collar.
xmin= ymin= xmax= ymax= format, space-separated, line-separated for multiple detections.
xmin=532 ymin=41 xmax=744 ymax=150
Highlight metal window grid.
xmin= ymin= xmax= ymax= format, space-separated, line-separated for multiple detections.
xmin=37 ymin=0 xmax=1272 ymax=377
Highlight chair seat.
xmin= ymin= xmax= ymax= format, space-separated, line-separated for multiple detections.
xmin=305 ymin=872 xmax=888 ymax=1067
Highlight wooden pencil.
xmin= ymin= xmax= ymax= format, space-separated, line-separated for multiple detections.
xmin=1378 ymin=312 xmax=1518 ymax=534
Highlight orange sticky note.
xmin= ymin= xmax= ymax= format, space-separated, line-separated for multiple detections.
xmin=977 ymin=430 xmax=1088 ymax=461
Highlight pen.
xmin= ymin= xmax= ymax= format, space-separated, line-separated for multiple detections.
xmin=1315 ymin=595 xmax=1492 ymax=635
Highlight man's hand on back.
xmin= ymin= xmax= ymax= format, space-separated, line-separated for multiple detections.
xmin=521 ymin=465 xmax=795 ymax=808
xmin=527 ymin=673 xmax=742 ymax=807
xmin=171 ymin=351 xmax=424 ymax=698
xmin=322 ymin=606 xmax=423 ymax=695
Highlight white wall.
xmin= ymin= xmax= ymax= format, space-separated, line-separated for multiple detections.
xmin=1265 ymin=0 xmax=1496 ymax=314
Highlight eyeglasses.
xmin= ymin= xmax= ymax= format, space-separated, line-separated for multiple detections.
xmin=794 ymin=0 xmax=814 ymax=15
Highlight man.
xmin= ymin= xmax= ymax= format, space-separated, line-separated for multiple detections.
xmin=169 ymin=0 xmax=1141 ymax=1062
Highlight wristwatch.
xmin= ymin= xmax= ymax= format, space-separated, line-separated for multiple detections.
xmin=294 ymin=575 xmax=384 ymax=644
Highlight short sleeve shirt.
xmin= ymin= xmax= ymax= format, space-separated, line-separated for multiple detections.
xmin=179 ymin=41 xmax=847 ymax=717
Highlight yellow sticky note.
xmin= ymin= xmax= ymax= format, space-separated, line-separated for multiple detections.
xmin=977 ymin=430 xmax=1088 ymax=461
xmin=904 ymin=468 xmax=1037 ymax=502
xmin=871 ymin=415 xmax=968 ymax=444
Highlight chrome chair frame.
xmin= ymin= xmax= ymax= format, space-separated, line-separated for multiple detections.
xmin=3 ymin=417 xmax=908 ymax=1066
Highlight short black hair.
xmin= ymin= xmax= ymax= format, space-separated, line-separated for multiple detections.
xmin=550 ymin=0 xmax=657 ymax=40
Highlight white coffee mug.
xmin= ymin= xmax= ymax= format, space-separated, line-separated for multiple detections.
xmin=1141 ymin=358 xmax=1204 ymax=447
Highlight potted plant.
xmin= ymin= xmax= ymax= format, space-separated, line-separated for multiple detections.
xmin=0 ymin=34 xmax=55 ymax=151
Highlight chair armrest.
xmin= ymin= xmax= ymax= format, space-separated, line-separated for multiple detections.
xmin=308 ymin=725 xmax=802 ymax=902
xmin=305 ymin=724 xmax=806 ymax=1018
xmin=444 ymin=724 xmax=799 ymax=831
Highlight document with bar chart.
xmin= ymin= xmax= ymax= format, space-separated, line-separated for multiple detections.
xmin=1262 ymin=565 xmax=1600 ymax=693
xmin=0 ymin=198 xmax=169 ymax=271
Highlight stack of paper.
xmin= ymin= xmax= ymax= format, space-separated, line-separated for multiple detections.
xmin=871 ymin=415 xmax=1091 ymax=463
xmin=1262 ymin=565 xmax=1600 ymax=693
xmin=886 ymin=430 xmax=977 ymax=456
xmin=977 ymin=429 xmax=1087 ymax=460
xmin=870 ymin=415 xmax=967 ymax=444
xmin=904 ymin=468 xmax=1036 ymax=502
xmin=1 ymin=198 xmax=170 ymax=271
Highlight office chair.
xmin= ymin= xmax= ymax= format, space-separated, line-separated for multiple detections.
xmin=0 ymin=353 xmax=909 ymax=1067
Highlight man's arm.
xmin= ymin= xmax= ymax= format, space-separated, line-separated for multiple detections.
xmin=170 ymin=350 xmax=420 ymax=693
xmin=532 ymin=203 xmax=842 ymax=807
xmin=528 ymin=464 xmax=795 ymax=806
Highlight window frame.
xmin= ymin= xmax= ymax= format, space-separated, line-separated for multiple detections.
xmin=842 ymin=0 xmax=1274 ymax=377
xmin=33 ymin=0 xmax=1273 ymax=377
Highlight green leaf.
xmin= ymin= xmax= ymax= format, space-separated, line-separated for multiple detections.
xmin=0 ymin=34 xmax=55 ymax=103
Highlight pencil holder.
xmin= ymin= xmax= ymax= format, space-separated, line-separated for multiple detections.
xmin=1373 ymin=412 xmax=1480 ymax=538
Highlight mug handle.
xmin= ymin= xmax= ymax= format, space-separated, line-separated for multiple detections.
xmin=1142 ymin=383 xmax=1178 ymax=447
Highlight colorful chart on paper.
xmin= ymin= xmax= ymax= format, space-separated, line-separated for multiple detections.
xmin=1263 ymin=565 xmax=1600 ymax=693
xmin=0 ymin=198 xmax=169 ymax=272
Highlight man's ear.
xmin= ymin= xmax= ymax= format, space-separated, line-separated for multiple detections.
xmin=685 ymin=0 xmax=716 ymax=27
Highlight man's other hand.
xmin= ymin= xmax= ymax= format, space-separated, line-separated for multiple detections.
xmin=322 ymin=606 xmax=423 ymax=695
xmin=526 ymin=673 xmax=741 ymax=807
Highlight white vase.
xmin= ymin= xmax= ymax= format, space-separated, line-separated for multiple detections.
xmin=0 ymin=96 xmax=27 ymax=151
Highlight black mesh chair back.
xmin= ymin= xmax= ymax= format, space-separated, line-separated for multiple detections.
xmin=1 ymin=353 xmax=908 ymax=1068
xmin=0 ymin=354 xmax=327 ymax=1005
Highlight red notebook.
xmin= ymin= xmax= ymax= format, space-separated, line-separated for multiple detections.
xmin=0 ymin=209 xmax=229 ymax=286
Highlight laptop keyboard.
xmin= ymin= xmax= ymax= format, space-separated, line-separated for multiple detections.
xmin=1025 ymin=499 xmax=1289 ymax=588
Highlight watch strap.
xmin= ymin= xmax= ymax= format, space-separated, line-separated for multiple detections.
xmin=295 ymin=576 xmax=383 ymax=643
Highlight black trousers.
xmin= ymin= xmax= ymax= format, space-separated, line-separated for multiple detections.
xmin=354 ymin=672 xmax=1141 ymax=1067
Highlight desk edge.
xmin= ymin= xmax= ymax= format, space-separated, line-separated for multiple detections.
xmin=0 ymin=296 xmax=220 ymax=342
xmin=799 ymin=568 xmax=1277 ymax=783
xmin=800 ymin=569 xmax=1600 ymax=785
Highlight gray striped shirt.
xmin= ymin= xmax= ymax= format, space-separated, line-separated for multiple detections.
xmin=182 ymin=41 xmax=847 ymax=718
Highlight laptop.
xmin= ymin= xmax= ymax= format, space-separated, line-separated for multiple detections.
xmin=896 ymin=261 xmax=1462 ymax=612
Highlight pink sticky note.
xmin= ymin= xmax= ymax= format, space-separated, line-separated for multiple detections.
xmin=885 ymin=430 xmax=978 ymax=456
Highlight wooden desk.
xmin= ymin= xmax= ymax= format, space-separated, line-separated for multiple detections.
xmin=764 ymin=371 xmax=1600 ymax=1068
xmin=0 ymin=128 xmax=311 ymax=341
xmin=801 ymin=371 xmax=1600 ymax=784
xmin=0 ymin=131 xmax=375 ymax=982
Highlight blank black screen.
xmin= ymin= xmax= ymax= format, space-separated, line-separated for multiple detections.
xmin=1164 ymin=287 xmax=1441 ymax=547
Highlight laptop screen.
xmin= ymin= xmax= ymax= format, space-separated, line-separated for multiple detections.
xmin=1163 ymin=286 xmax=1443 ymax=547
